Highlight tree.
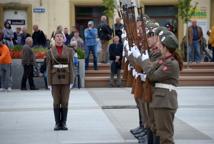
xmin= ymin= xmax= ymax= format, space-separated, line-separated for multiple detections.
xmin=177 ymin=0 xmax=198 ymax=64
xmin=102 ymin=0 xmax=116 ymax=21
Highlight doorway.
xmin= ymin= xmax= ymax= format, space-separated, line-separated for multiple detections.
xmin=75 ymin=6 xmax=105 ymax=38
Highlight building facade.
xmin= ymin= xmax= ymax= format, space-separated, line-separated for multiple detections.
xmin=0 ymin=0 xmax=214 ymax=42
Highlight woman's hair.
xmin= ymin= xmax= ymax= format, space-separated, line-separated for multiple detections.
xmin=168 ymin=48 xmax=183 ymax=71
xmin=4 ymin=21 xmax=11 ymax=29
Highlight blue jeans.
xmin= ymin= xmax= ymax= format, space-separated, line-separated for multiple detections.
xmin=85 ymin=45 xmax=97 ymax=70
xmin=189 ymin=40 xmax=201 ymax=63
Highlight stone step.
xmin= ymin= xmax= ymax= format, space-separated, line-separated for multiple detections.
xmin=183 ymin=62 xmax=214 ymax=69
xmin=180 ymin=69 xmax=214 ymax=76
xmin=86 ymin=69 xmax=214 ymax=77
xmin=87 ymin=62 xmax=214 ymax=71
xmin=88 ymin=63 xmax=110 ymax=70
xmin=85 ymin=76 xmax=214 ymax=87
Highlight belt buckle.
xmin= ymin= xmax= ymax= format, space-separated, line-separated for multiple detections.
xmin=169 ymin=85 xmax=172 ymax=92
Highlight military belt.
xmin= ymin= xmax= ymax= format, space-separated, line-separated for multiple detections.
xmin=53 ymin=64 xmax=68 ymax=68
xmin=155 ymin=83 xmax=176 ymax=91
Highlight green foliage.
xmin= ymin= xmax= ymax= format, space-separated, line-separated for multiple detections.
xmin=32 ymin=47 xmax=48 ymax=53
xmin=177 ymin=0 xmax=198 ymax=23
xmin=76 ymin=48 xmax=85 ymax=59
xmin=102 ymin=0 xmax=115 ymax=19
xmin=12 ymin=45 xmax=23 ymax=51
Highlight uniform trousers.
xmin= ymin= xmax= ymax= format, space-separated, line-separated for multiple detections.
xmin=51 ymin=84 xmax=70 ymax=108
xmin=153 ymin=108 xmax=176 ymax=144
xmin=100 ymin=40 xmax=109 ymax=63
xmin=134 ymin=97 xmax=144 ymax=126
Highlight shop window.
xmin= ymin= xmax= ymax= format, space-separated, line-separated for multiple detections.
xmin=145 ymin=5 xmax=178 ymax=35
xmin=75 ymin=6 xmax=105 ymax=38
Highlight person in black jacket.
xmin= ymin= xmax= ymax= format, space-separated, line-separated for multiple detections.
xmin=21 ymin=27 xmax=31 ymax=45
xmin=114 ymin=17 xmax=124 ymax=43
xmin=109 ymin=36 xmax=123 ymax=87
xmin=98 ymin=15 xmax=113 ymax=63
xmin=32 ymin=25 xmax=47 ymax=47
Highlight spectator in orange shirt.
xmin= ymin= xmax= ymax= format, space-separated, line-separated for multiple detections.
xmin=0 ymin=39 xmax=12 ymax=92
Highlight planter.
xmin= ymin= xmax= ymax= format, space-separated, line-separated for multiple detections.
xmin=78 ymin=59 xmax=85 ymax=88
xmin=11 ymin=59 xmax=46 ymax=89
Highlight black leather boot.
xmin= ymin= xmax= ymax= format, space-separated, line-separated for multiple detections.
xmin=135 ymin=128 xmax=149 ymax=139
xmin=147 ymin=129 xmax=153 ymax=144
xmin=61 ymin=108 xmax=68 ymax=130
xmin=154 ymin=136 xmax=160 ymax=144
xmin=130 ymin=126 xmax=144 ymax=135
xmin=53 ymin=108 xmax=61 ymax=131
xmin=130 ymin=108 xmax=144 ymax=135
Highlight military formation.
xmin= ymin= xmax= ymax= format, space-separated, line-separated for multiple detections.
xmin=118 ymin=1 xmax=183 ymax=144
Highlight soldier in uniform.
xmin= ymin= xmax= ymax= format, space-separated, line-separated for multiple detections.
xmin=47 ymin=31 xmax=74 ymax=131
xmin=133 ymin=26 xmax=169 ymax=144
xmin=138 ymin=30 xmax=183 ymax=144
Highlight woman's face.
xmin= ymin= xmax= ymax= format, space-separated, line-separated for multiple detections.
xmin=147 ymin=33 xmax=158 ymax=48
xmin=55 ymin=33 xmax=64 ymax=46
xmin=159 ymin=42 xmax=167 ymax=56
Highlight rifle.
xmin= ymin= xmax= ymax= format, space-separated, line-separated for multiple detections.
xmin=136 ymin=7 xmax=152 ymax=102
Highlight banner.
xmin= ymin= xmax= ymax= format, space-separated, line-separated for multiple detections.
xmin=189 ymin=0 xmax=210 ymax=40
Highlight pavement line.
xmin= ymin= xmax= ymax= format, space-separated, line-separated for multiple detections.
xmin=61 ymin=139 xmax=137 ymax=144
xmin=0 ymin=106 xmax=100 ymax=112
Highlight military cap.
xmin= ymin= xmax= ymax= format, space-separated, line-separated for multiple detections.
xmin=154 ymin=26 xmax=168 ymax=36
xmin=146 ymin=21 xmax=159 ymax=34
xmin=160 ymin=30 xmax=178 ymax=50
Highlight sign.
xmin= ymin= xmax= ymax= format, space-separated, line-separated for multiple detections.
xmin=191 ymin=0 xmax=210 ymax=40
xmin=33 ymin=7 xmax=46 ymax=13
xmin=6 ymin=19 xmax=25 ymax=25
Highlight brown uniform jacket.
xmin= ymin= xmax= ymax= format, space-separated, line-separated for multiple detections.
xmin=140 ymin=56 xmax=179 ymax=109
xmin=47 ymin=45 xmax=74 ymax=85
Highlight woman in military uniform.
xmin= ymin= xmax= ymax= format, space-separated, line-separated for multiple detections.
xmin=47 ymin=31 xmax=74 ymax=131
xmin=139 ymin=30 xmax=183 ymax=144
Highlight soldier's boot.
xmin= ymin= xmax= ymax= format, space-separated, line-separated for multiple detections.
xmin=147 ymin=129 xmax=153 ymax=144
xmin=130 ymin=126 xmax=144 ymax=135
xmin=61 ymin=108 xmax=68 ymax=130
xmin=138 ymin=134 xmax=148 ymax=144
xmin=53 ymin=108 xmax=61 ymax=131
xmin=153 ymin=136 xmax=160 ymax=144
xmin=135 ymin=128 xmax=149 ymax=139
xmin=130 ymin=108 xmax=144 ymax=135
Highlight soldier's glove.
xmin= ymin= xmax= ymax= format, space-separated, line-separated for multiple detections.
xmin=128 ymin=50 xmax=132 ymax=56
xmin=70 ymin=84 xmax=73 ymax=89
xmin=132 ymin=46 xmax=141 ymax=58
xmin=121 ymin=32 xmax=127 ymax=39
xmin=132 ymin=69 xmax=137 ymax=77
xmin=48 ymin=86 xmax=52 ymax=91
xmin=139 ymin=73 xmax=147 ymax=81
xmin=123 ymin=40 xmax=129 ymax=51
xmin=141 ymin=50 xmax=149 ymax=61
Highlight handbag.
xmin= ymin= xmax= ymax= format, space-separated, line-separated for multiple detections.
xmin=33 ymin=66 xmax=40 ymax=77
